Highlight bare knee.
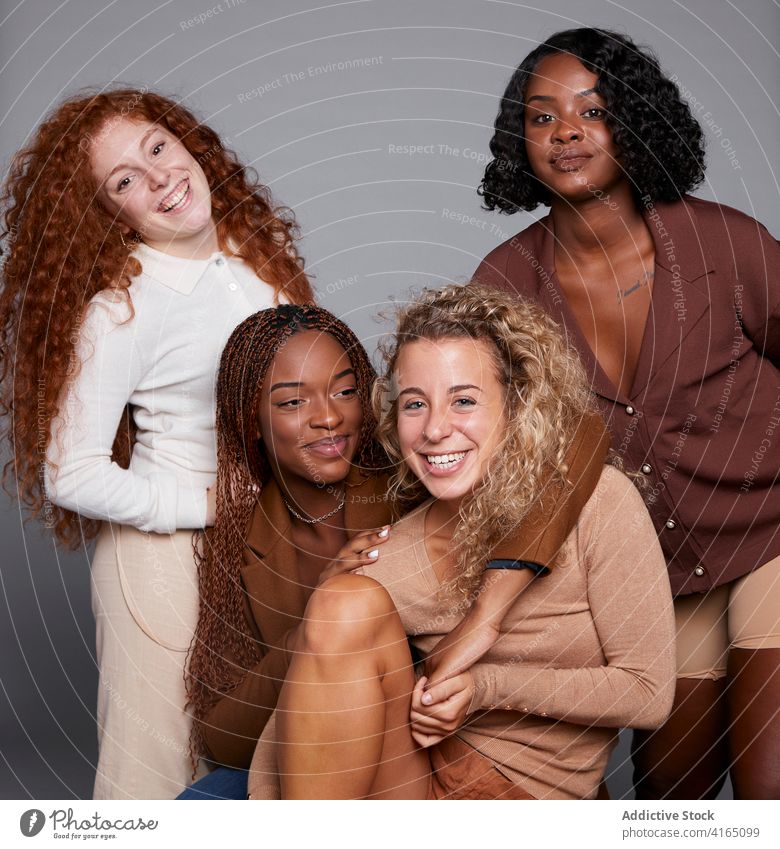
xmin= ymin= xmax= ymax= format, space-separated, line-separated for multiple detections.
xmin=300 ymin=575 xmax=398 ymax=656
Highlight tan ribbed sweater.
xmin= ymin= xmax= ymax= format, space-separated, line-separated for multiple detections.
xmin=249 ymin=466 xmax=675 ymax=800
xmin=363 ymin=465 xmax=675 ymax=800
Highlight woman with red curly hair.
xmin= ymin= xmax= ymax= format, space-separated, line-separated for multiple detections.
xmin=0 ymin=88 xmax=313 ymax=799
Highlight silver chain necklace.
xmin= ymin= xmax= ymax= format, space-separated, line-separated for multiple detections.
xmin=283 ymin=490 xmax=346 ymax=524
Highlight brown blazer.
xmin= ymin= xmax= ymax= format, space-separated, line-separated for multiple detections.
xmin=474 ymin=195 xmax=780 ymax=595
xmin=200 ymin=413 xmax=609 ymax=768
xmin=201 ymin=468 xmax=392 ymax=768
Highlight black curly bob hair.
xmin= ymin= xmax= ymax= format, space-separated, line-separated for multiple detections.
xmin=479 ymin=27 xmax=706 ymax=213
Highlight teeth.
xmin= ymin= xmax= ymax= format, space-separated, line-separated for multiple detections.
xmin=426 ymin=451 xmax=466 ymax=467
xmin=160 ymin=181 xmax=188 ymax=212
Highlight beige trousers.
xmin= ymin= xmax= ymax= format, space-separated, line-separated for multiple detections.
xmin=91 ymin=523 xmax=207 ymax=799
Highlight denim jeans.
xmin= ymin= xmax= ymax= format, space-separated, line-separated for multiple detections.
xmin=177 ymin=767 xmax=248 ymax=800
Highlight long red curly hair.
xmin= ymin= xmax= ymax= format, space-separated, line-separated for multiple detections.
xmin=0 ymin=88 xmax=314 ymax=548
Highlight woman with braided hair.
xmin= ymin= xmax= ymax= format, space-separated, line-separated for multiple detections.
xmin=185 ymin=304 xmax=391 ymax=790
xmin=183 ymin=301 xmax=610 ymax=798
xmin=0 ymin=88 xmax=313 ymax=798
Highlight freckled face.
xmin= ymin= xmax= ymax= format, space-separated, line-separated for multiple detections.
xmin=395 ymin=337 xmax=507 ymax=504
xmin=257 ymin=330 xmax=363 ymax=489
xmin=90 ymin=118 xmax=215 ymax=253
xmin=523 ymin=52 xmax=625 ymax=203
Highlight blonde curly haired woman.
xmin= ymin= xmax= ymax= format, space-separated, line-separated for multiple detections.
xmin=250 ymin=285 xmax=677 ymax=800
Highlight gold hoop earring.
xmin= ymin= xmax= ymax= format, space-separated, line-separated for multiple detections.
xmin=120 ymin=231 xmax=139 ymax=249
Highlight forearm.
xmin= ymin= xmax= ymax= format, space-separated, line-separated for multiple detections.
xmin=44 ymin=455 xmax=207 ymax=532
xmin=423 ymin=565 xmax=536 ymax=684
xmin=471 ymin=568 xmax=536 ymax=628
xmin=470 ymin=657 xmax=675 ymax=730
xmin=201 ymin=645 xmax=291 ymax=768
xmin=489 ymin=410 xmax=609 ymax=566
xmin=46 ymin=297 xmax=208 ymax=532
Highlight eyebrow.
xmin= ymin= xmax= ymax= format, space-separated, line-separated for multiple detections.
xmin=270 ymin=382 xmax=303 ymax=392
xmin=398 ymin=383 xmax=481 ymax=397
xmin=526 ymin=87 xmax=598 ymax=104
xmin=269 ymin=367 xmax=355 ymax=393
xmin=104 ymin=127 xmax=159 ymax=185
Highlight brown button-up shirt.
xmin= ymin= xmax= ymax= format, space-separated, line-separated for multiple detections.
xmin=474 ymin=196 xmax=780 ymax=595
xmin=201 ymin=468 xmax=393 ymax=767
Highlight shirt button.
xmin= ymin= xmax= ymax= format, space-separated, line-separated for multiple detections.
xmin=215 ymin=257 xmax=225 ymax=267
xmin=665 ymin=519 xmax=677 ymax=530
xmin=522 ymin=707 xmax=529 ymax=713
xmin=228 ymin=283 xmax=238 ymax=291
xmin=541 ymin=712 xmax=548 ymax=717
xmin=641 ymin=463 xmax=653 ymax=475
xmin=625 ymin=405 xmax=635 ymax=415
xmin=694 ymin=566 xmax=705 ymax=577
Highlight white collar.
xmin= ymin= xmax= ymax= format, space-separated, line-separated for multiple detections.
xmin=133 ymin=241 xmax=227 ymax=295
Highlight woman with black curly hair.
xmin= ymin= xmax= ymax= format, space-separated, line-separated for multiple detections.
xmin=474 ymin=27 xmax=780 ymax=799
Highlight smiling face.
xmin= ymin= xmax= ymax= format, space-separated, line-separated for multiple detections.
xmin=394 ymin=337 xmax=507 ymax=504
xmin=523 ymin=52 xmax=625 ymax=203
xmin=90 ymin=117 xmax=217 ymax=256
xmin=257 ymin=330 xmax=363 ymax=491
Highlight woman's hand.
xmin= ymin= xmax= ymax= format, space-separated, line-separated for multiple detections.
xmin=315 ymin=526 xmax=391 ymax=586
xmin=409 ymin=673 xmax=475 ymax=748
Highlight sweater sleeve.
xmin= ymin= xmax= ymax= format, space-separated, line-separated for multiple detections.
xmin=470 ymin=469 xmax=676 ymax=730
xmin=201 ymin=641 xmax=292 ymax=769
xmin=44 ymin=295 xmax=208 ymax=532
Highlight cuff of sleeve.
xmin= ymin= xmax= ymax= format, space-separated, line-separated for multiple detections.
xmin=174 ymin=483 xmax=209 ymax=530
xmin=129 ymin=471 xmax=179 ymax=534
xmin=469 ymin=665 xmax=499 ymax=712
xmin=470 ymin=664 xmax=560 ymax=715
xmin=486 ymin=559 xmax=549 ymax=576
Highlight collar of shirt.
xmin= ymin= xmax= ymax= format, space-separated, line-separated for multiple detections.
xmin=133 ymin=241 xmax=231 ymax=295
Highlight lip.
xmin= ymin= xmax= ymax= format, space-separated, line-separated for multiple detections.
xmin=418 ymin=449 xmax=472 ymax=477
xmin=304 ymin=434 xmax=351 ymax=458
xmin=550 ymin=149 xmax=593 ymax=172
xmin=158 ymin=177 xmax=191 ymax=213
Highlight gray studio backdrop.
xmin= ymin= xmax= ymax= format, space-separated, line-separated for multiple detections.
xmin=1 ymin=0 xmax=778 ymax=798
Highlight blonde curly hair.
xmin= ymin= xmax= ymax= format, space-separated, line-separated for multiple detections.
xmin=372 ymin=284 xmax=597 ymax=600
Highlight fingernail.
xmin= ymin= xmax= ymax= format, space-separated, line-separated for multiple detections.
xmin=367 ymin=549 xmax=379 ymax=559
xmin=421 ymin=693 xmax=432 ymax=706
xmin=378 ymin=528 xmax=389 ymax=538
